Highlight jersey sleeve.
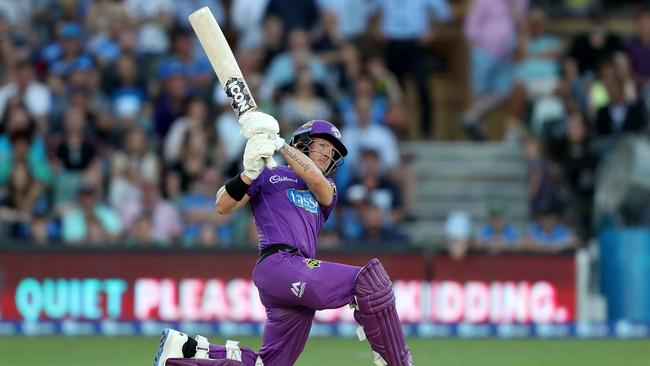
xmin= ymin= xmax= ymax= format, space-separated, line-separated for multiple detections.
xmin=320 ymin=178 xmax=338 ymax=221
xmin=246 ymin=167 xmax=270 ymax=199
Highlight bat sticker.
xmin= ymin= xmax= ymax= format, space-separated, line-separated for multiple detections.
xmin=224 ymin=77 xmax=254 ymax=118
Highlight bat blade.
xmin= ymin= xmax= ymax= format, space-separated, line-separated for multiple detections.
xmin=188 ymin=7 xmax=257 ymax=118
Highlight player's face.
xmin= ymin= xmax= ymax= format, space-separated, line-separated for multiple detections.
xmin=308 ymin=137 xmax=335 ymax=173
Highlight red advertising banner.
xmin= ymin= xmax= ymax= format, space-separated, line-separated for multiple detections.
xmin=0 ymin=249 xmax=574 ymax=324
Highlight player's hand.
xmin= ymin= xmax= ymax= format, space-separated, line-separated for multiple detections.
xmin=268 ymin=133 xmax=286 ymax=151
xmin=243 ymin=156 xmax=264 ymax=180
xmin=239 ymin=111 xmax=280 ymax=139
xmin=243 ymin=134 xmax=277 ymax=179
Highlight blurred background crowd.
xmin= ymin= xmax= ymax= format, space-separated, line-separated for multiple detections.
xmin=0 ymin=0 xmax=649 ymax=255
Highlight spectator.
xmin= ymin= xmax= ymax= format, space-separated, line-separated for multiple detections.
xmin=127 ymin=213 xmax=154 ymax=246
xmin=525 ymin=136 xmax=565 ymax=216
xmin=345 ymin=146 xmax=405 ymax=223
xmin=161 ymin=168 xmax=183 ymax=204
xmin=372 ymin=0 xmax=452 ymax=137
xmin=445 ymin=210 xmax=472 ymax=260
xmin=84 ymin=0 xmax=130 ymax=40
xmin=594 ymin=70 xmax=647 ymax=137
xmin=567 ymin=9 xmax=624 ymax=79
xmin=40 ymin=22 xmax=89 ymax=77
xmin=112 ymin=127 xmax=160 ymax=184
xmin=106 ymin=55 xmax=147 ymax=126
xmin=316 ymin=0 xmax=371 ymax=43
xmin=0 ymin=103 xmax=51 ymax=186
xmin=231 ymin=0 xmax=271 ymax=47
xmin=179 ymin=168 xmax=233 ymax=246
xmin=61 ymin=183 xmax=123 ymax=245
xmin=262 ymin=28 xmax=328 ymax=100
xmin=626 ymin=6 xmax=650 ymax=85
xmin=154 ymin=60 xmax=191 ymax=141
xmin=0 ymin=60 xmax=52 ymax=129
xmin=475 ymin=200 xmax=520 ymax=252
xmin=258 ymin=14 xmax=285 ymax=69
xmin=356 ymin=199 xmax=408 ymax=244
xmin=120 ymin=179 xmax=182 ymax=245
xmin=54 ymin=106 xmax=98 ymax=174
xmin=279 ymin=71 xmax=332 ymax=131
xmin=164 ymin=98 xmax=209 ymax=164
xmin=109 ymin=159 xmax=142 ymax=211
xmin=588 ymin=56 xmax=637 ymax=117
xmin=86 ymin=9 xmax=131 ymax=67
xmin=160 ymin=27 xmax=213 ymax=95
xmin=338 ymin=74 xmax=390 ymax=128
xmin=509 ymin=9 xmax=563 ymax=139
xmin=0 ymin=162 xmax=47 ymax=238
xmin=341 ymin=95 xmax=400 ymax=172
xmin=461 ymin=0 xmax=527 ymax=140
xmin=313 ymin=9 xmax=346 ymax=58
xmin=546 ymin=112 xmax=597 ymax=239
xmin=525 ymin=201 xmax=577 ymax=252
xmin=264 ymin=0 xmax=319 ymax=35
xmin=173 ymin=131 xmax=210 ymax=192
xmin=214 ymin=103 xmax=246 ymax=174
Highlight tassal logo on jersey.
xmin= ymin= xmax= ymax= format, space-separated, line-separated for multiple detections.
xmin=286 ymin=189 xmax=319 ymax=214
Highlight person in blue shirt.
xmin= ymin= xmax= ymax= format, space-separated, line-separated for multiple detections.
xmin=525 ymin=201 xmax=578 ymax=252
xmin=476 ymin=200 xmax=520 ymax=252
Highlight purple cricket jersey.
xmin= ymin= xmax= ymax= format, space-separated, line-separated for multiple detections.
xmin=246 ymin=166 xmax=337 ymax=258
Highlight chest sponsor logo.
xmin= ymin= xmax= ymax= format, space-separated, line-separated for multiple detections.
xmin=286 ymin=189 xmax=319 ymax=214
xmin=303 ymin=258 xmax=321 ymax=269
xmin=270 ymin=175 xmax=298 ymax=184
xmin=291 ymin=281 xmax=306 ymax=298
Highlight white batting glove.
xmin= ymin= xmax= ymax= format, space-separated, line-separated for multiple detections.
xmin=243 ymin=157 xmax=264 ymax=180
xmin=239 ymin=111 xmax=280 ymax=140
xmin=243 ymin=134 xmax=277 ymax=179
xmin=269 ymin=133 xmax=286 ymax=151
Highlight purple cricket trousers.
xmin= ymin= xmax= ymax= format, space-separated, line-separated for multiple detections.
xmin=169 ymin=249 xmax=361 ymax=366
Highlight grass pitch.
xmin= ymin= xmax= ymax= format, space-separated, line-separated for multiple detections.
xmin=1 ymin=337 xmax=648 ymax=366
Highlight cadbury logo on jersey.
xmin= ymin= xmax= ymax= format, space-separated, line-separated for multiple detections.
xmin=270 ymin=175 xmax=298 ymax=184
xmin=286 ymin=189 xmax=319 ymax=214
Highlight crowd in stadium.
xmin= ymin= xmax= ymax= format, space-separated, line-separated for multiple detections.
xmin=0 ymin=0 xmax=648 ymax=251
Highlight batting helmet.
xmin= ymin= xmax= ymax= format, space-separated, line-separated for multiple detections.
xmin=290 ymin=120 xmax=347 ymax=176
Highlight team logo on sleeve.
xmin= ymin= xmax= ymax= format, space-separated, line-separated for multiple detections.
xmin=291 ymin=281 xmax=306 ymax=298
xmin=329 ymin=181 xmax=337 ymax=195
xmin=286 ymin=189 xmax=319 ymax=214
xmin=303 ymin=258 xmax=321 ymax=269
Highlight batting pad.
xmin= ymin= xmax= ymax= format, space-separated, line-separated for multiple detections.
xmin=355 ymin=258 xmax=414 ymax=366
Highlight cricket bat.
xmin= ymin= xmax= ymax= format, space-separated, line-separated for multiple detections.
xmin=188 ymin=7 xmax=257 ymax=119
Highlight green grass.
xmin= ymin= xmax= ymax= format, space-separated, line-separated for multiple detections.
xmin=0 ymin=337 xmax=648 ymax=366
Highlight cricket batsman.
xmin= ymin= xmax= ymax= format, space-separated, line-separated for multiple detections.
xmin=154 ymin=112 xmax=414 ymax=366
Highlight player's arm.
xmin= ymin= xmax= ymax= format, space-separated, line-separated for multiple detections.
xmin=215 ymin=173 xmax=252 ymax=215
xmin=276 ymin=143 xmax=334 ymax=207
xmin=215 ymin=134 xmax=275 ymax=215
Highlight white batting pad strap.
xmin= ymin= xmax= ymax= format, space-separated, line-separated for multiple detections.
xmin=225 ymin=340 xmax=242 ymax=361
xmin=356 ymin=326 xmax=367 ymax=342
xmin=373 ymin=352 xmax=388 ymax=366
xmin=255 ymin=356 xmax=265 ymax=366
xmin=194 ymin=335 xmax=210 ymax=359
